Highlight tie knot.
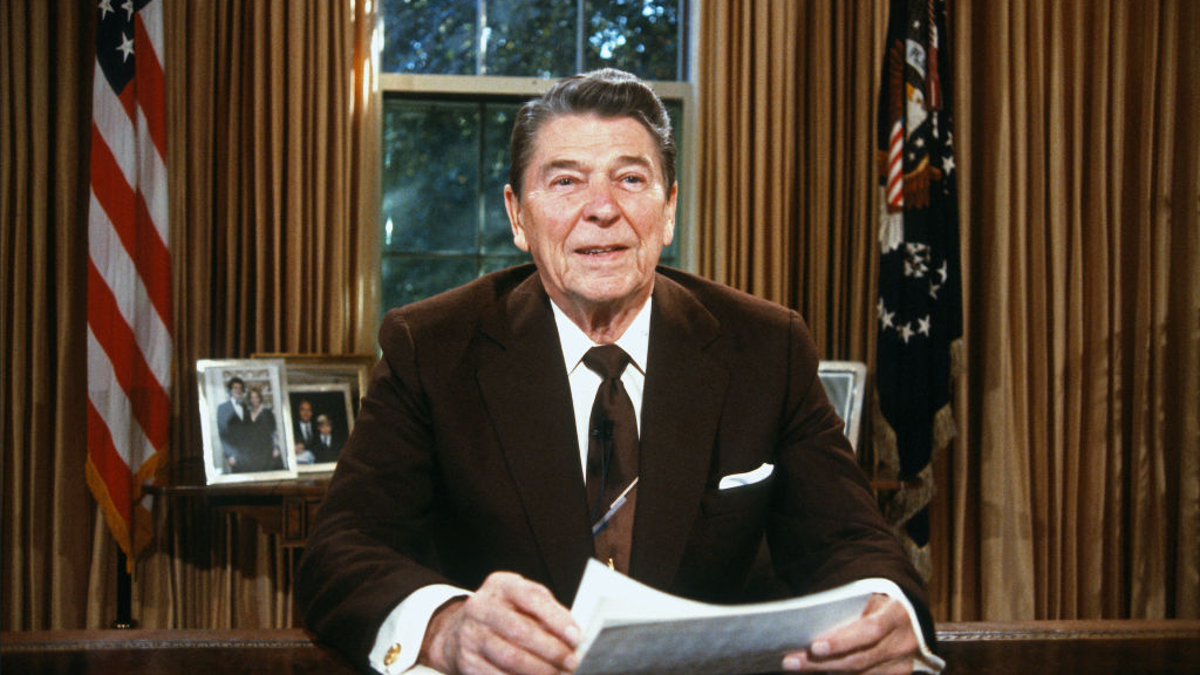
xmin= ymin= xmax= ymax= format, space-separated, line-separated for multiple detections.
xmin=583 ymin=345 xmax=631 ymax=380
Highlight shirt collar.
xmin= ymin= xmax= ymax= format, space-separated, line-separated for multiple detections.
xmin=551 ymin=296 xmax=652 ymax=376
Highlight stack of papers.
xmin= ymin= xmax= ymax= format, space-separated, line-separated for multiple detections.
xmin=570 ymin=559 xmax=876 ymax=675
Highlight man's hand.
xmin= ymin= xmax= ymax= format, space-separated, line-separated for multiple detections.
xmin=420 ymin=571 xmax=582 ymax=675
xmin=782 ymin=593 xmax=919 ymax=675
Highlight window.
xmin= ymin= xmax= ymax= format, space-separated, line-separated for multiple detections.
xmin=379 ymin=0 xmax=692 ymax=313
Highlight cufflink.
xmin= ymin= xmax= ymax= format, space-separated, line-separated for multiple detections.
xmin=383 ymin=643 xmax=402 ymax=667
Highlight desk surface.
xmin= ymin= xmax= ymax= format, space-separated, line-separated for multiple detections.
xmin=3 ymin=621 xmax=1199 ymax=674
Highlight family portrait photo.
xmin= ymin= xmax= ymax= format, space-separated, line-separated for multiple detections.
xmin=288 ymin=382 xmax=355 ymax=472
xmin=196 ymin=359 xmax=297 ymax=484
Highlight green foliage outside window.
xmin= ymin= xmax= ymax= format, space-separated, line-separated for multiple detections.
xmin=381 ymin=0 xmax=683 ymax=79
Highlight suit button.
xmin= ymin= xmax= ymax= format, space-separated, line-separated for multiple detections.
xmin=383 ymin=643 xmax=402 ymax=666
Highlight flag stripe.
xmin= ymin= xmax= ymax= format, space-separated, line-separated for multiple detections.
xmin=90 ymin=126 xmax=138 ymax=241
xmin=89 ymin=129 xmax=173 ymax=334
xmin=887 ymin=120 xmax=905 ymax=208
xmin=89 ymin=191 xmax=173 ymax=386
xmin=134 ymin=14 xmax=167 ymax=161
xmin=135 ymin=107 xmax=170 ymax=247
xmin=138 ymin=0 xmax=166 ymax=75
xmin=87 ymin=260 xmax=171 ymax=450
xmin=86 ymin=398 xmax=134 ymax=518
xmin=87 ymin=327 xmax=157 ymax=466
xmin=117 ymin=78 xmax=139 ymax=124
xmin=133 ymin=192 xmax=172 ymax=324
xmin=136 ymin=106 xmax=170 ymax=244
xmin=92 ymin=82 xmax=137 ymax=186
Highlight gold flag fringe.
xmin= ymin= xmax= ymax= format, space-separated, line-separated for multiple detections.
xmin=873 ymin=337 xmax=963 ymax=581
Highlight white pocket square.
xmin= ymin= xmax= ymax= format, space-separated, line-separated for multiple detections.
xmin=718 ymin=462 xmax=775 ymax=490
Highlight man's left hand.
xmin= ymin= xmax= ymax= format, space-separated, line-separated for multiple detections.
xmin=781 ymin=593 xmax=919 ymax=675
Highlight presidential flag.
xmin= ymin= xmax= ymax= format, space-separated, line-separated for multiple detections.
xmin=86 ymin=0 xmax=172 ymax=571
xmin=874 ymin=0 xmax=963 ymax=577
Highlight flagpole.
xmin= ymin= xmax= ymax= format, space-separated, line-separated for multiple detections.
xmin=114 ymin=550 xmax=137 ymax=629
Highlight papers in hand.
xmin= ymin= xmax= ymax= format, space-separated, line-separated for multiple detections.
xmin=570 ymin=559 xmax=874 ymax=675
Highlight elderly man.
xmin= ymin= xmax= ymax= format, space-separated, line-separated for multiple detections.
xmin=299 ymin=68 xmax=940 ymax=675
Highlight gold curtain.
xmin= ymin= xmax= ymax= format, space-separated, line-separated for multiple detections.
xmin=1 ymin=0 xmax=378 ymax=629
xmin=697 ymin=1 xmax=886 ymax=362
xmin=1 ymin=0 xmax=97 ymax=630
xmin=942 ymin=0 xmax=1199 ymax=621
xmin=698 ymin=0 xmax=1199 ymax=622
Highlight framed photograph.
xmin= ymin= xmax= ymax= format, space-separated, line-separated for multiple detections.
xmin=252 ymin=353 xmax=374 ymax=418
xmin=196 ymin=359 xmax=298 ymax=484
xmin=817 ymin=360 xmax=868 ymax=454
xmin=287 ymin=382 xmax=355 ymax=473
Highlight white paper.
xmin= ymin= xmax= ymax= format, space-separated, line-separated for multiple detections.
xmin=570 ymin=560 xmax=876 ymax=675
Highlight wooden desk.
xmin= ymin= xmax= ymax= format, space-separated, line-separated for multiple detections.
xmin=936 ymin=620 xmax=1200 ymax=674
xmin=1 ymin=629 xmax=359 ymax=674
xmin=4 ymin=621 xmax=1199 ymax=674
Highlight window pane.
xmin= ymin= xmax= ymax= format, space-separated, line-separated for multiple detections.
xmin=380 ymin=0 xmax=686 ymax=80
xmin=382 ymin=255 xmax=479 ymax=308
xmin=381 ymin=0 xmax=476 ymax=74
xmin=382 ymin=100 xmax=479 ymax=253
xmin=482 ymin=103 xmax=520 ymax=253
xmin=484 ymin=1 xmax=577 ymax=77
xmin=584 ymin=0 xmax=682 ymax=80
xmin=658 ymin=99 xmax=682 ymax=267
xmin=481 ymin=254 xmax=531 ymax=275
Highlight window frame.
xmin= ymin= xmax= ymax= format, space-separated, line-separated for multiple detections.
xmin=372 ymin=3 xmax=700 ymax=317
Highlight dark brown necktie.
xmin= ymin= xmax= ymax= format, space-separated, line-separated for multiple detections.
xmin=583 ymin=345 xmax=639 ymax=573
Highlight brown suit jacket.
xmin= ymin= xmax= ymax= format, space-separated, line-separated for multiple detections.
xmin=298 ymin=265 xmax=933 ymax=666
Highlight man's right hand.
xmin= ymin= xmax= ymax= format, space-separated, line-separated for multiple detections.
xmin=419 ymin=571 xmax=582 ymax=675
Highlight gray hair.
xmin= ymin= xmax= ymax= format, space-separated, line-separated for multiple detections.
xmin=508 ymin=68 xmax=676 ymax=197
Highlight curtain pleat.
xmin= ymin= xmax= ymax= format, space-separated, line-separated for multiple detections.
xmin=1 ymin=0 xmax=96 ymax=630
xmin=697 ymin=1 xmax=883 ymax=362
xmin=949 ymin=0 xmax=1198 ymax=621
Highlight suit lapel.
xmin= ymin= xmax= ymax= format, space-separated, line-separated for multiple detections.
xmin=473 ymin=272 xmax=729 ymax=598
xmin=475 ymin=274 xmax=594 ymax=600
xmin=632 ymin=274 xmax=729 ymax=590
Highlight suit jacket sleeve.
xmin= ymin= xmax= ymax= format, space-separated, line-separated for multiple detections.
xmin=767 ymin=311 xmax=936 ymax=645
xmin=297 ymin=309 xmax=454 ymax=665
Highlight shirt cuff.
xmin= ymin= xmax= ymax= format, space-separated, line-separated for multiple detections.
xmin=856 ymin=577 xmax=945 ymax=674
xmin=368 ymin=584 xmax=471 ymax=675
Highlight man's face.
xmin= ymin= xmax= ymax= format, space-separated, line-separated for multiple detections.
xmin=229 ymin=382 xmax=244 ymax=402
xmin=298 ymin=402 xmax=312 ymax=421
xmin=505 ymin=113 xmax=676 ymax=315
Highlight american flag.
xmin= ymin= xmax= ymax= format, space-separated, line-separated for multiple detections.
xmin=86 ymin=0 xmax=171 ymax=570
